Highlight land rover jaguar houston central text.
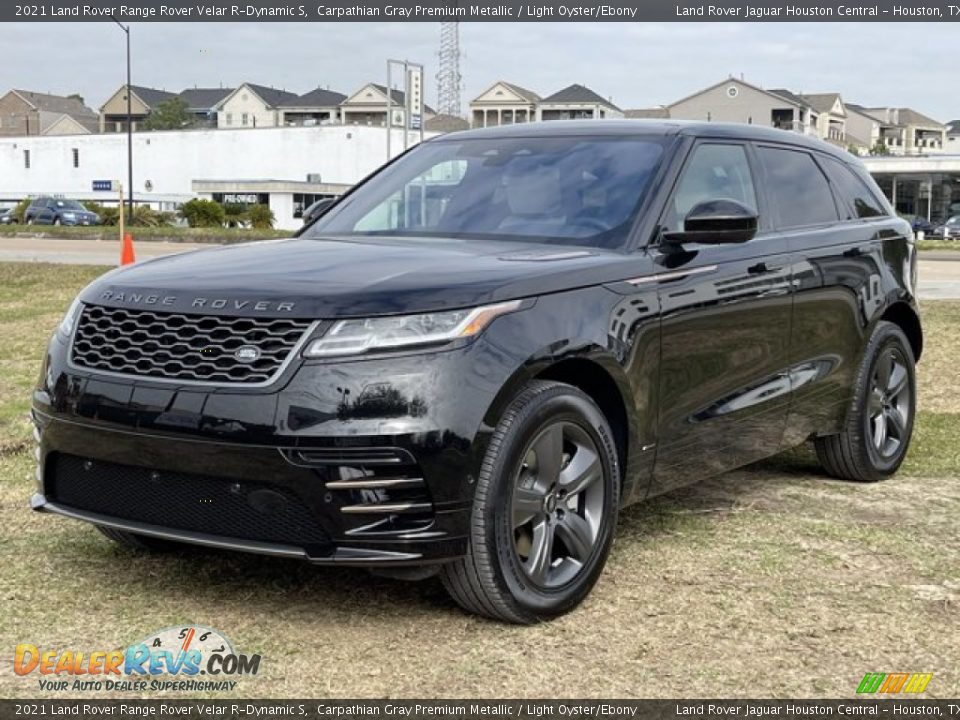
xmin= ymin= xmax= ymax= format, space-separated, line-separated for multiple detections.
xmin=32 ymin=121 xmax=921 ymax=623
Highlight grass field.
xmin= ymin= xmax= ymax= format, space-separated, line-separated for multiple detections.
xmin=0 ymin=262 xmax=957 ymax=699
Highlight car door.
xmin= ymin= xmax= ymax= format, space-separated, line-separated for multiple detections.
xmin=764 ymin=148 xmax=899 ymax=447
xmin=39 ymin=199 xmax=55 ymax=224
xmin=647 ymin=140 xmax=794 ymax=496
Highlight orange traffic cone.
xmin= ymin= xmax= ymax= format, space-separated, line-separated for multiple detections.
xmin=120 ymin=233 xmax=136 ymax=265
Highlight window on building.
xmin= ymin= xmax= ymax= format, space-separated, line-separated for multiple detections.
xmin=226 ymin=113 xmax=233 ymax=125
xmin=293 ymin=193 xmax=336 ymax=219
xmin=241 ymin=113 xmax=249 ymax=126
xmin=821 ymin=157 xmax=887 ymax=219
xmin=72 ymin=148 xmax=79 ymax=169
xmin=23 ymin=150 xmax=30 ymax=169
xmin=757 ymin=146 xmax=839 ymax=229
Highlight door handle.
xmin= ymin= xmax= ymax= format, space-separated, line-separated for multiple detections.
xmin=748 ymin=262 xmax=784 ymax=275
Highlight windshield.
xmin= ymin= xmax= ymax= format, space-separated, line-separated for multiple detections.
xmin=947 ymin=217 xmax=959 ymax=227
xmin=307 ymin=135 xmax=667 ymax=248
xmin=56 ymin=200 xmax=87 ymax=211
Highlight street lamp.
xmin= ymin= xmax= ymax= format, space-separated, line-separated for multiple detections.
xmin=110 ymin=15 xmax=133 ymax=221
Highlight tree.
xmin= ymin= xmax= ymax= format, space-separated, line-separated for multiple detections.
xmin=247 ymin=204 xmax=275 ymax=230
xmin=179 ymin=199 xmax=225 ymax=228
xmin=11 ymin=198 xmax=31 ymax=223
xmin=223 ymin=203 xmax=248 ymax=228
xmin=869 ymin=140 xmax=891 ymax=156
xmin=143 ymin=98 xmax=193 ymax=131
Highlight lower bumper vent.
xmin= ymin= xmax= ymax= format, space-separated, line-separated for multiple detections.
xmin=48 ymin=454 xmax=331 ymax=548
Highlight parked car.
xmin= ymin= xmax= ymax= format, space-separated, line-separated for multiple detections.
xmin=0 ymin=208 xmax=16 ymax=225
xmin=910 ymin=216 xmax=939 ymax=236
xmin=23 ymin=197 xmax=99 ymax=226
xmin=937 ymin=216 xmax=960 ymax=239
xmin=33 ymin=121 xmax=921 ymax=623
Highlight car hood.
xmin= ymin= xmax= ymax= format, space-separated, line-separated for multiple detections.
xmin=80 ymin=235 xmax=646 ymax=318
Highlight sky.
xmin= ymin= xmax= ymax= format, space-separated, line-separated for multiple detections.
xmin=4 ymin=22 xmax=957 ymax=121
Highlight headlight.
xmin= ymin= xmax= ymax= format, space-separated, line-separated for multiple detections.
xmin=56 ymin=298 xmax=83 ymax=342
xmin=303 ymin=300 xmax=523 ymax=358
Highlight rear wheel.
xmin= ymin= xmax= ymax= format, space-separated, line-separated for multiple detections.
xmin=97 ymin=525 xmax=185 ymax=553
xmin=53 ymin=217 xmax=61 ymax=226
xmin=815 ymin=321 xmax=916 ymax=482
xmin=440 ymin=380 xmax=620 ymax=624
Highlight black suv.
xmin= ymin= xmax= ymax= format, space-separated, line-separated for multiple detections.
xmin=32 ymin=122 xmax=920 ymax=623
xmin=24 ymin=197 xmax=99 ymax=226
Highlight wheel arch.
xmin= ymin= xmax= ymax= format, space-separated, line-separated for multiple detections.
xmin=879 ymin=301 xmax=923 ymax=362
xmin=481 ymin=351 xmax=638 ymax=502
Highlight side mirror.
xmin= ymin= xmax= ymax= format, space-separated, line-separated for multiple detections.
xmin=663 ymin=199 xmax=758 ymax=245
xmin=302 ymin=197 xmax=335 ymax=226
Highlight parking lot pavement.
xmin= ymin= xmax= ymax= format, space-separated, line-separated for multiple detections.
xmin=0 ymin=236 xmax=958 ymax=299
xmin=916 ymin=255 xmax=960 ymax=299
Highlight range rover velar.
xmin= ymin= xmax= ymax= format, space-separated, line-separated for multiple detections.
xmin=31 ymin=121 xmax=921 ymax=623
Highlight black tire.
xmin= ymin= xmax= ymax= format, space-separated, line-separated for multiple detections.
xmin=814 ymin=321 xmax=916 ymax=482
xmin=53 ymin=217 xmax=61 ymax=226
xmin=25 ymin=217 xmax=33 ymax=226
xmin=440 ymin=380 xmax=620 ymax=624
xmin=96 ymin=525 xmax=185 ymax=553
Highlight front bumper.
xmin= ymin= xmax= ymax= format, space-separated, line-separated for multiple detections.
xmin=30 ymin=332 xmax=518 ymax=565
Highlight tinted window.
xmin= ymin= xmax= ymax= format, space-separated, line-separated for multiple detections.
xmin=757 ymin=147 xmax=838 ymax=229
xmin=664 ymin=143 xmax=757 ymax=232
xmin=821 ymin=157 xmax=886 ymax=219
xmin=308 ymin=136 xmax=666 ymax=248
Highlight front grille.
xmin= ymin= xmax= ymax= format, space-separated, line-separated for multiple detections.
xmin=71 ymin=304 xmax=313 ymax=384
xmin=49 ymin=454 xmax=331 ymax=548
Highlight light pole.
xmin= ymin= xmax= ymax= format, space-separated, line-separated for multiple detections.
xmin=110 ymin=15 xmax=133 ymax=222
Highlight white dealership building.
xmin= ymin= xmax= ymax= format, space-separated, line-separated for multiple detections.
xmin=0 ymin=124 xmax=434 ymax=230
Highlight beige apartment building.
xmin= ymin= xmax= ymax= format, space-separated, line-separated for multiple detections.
xmin=469 ymin=81 xmax=541 ymax=127
xmin=0 ymin=89 xmax=98 ymax=136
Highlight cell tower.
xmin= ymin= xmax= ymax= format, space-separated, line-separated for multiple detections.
xmin=437 ymin=22 xmax=462 ymax=117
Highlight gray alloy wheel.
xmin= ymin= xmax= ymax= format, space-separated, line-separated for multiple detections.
xmin=815 ymin=321 xmax=916 ymax=482
xmin=440 ymin=380 xmax=619 ymax=624
xmin=866 ymin=346 xmax=911 ymax=460
xmin=511 ymin=422 xmax=605 ymax=590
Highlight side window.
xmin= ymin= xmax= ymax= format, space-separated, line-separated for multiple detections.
xmin=664 ymin=144 xmax=757 ymax=232
xmin=821 ymin=157 xmax=887 ymax=220
xmin=757 ymin=146 xmax=838 ymax=229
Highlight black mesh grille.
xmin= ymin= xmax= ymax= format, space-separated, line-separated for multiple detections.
xmin=49 ymin=454 xmax=331 ymax=548
xmin=71 ymin=304 xmax=312 ymax=384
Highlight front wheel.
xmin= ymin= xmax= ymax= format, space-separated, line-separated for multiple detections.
xmin=440 ymin=380 xmax=620 ymax=624
xmin=814 ymin=321 xmax=916 ymax=482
